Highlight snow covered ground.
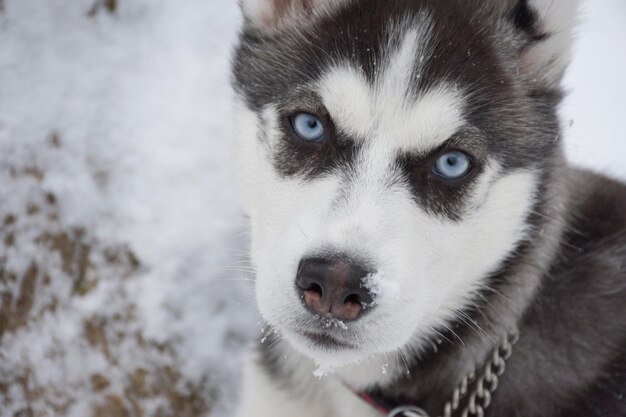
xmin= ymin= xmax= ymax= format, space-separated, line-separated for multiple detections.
xmin=562 ymin=0 xmax=626 ymax=180
xmin=0 ymin=1 xmax=623 ymax=416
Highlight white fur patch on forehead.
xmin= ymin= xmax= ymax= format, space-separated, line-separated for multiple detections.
xmin=318 ymin=23 xmax=465 ymax=153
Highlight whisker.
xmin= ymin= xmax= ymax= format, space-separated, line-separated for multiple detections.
xmin=436 ymin=319 xmax=465 ymax=347
xmin=428 ymin=326 xmax=453 ymax=345
xmin=455 ymin=310 xmax=495 ymax=343
xmin=395 ymin=347 xmax=411 ymax=376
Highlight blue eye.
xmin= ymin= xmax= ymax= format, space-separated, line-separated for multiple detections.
xmin=291 ymin=113 xmax=325 ymax=142
xmin=433 ymin=151 xmax=472 ymax=180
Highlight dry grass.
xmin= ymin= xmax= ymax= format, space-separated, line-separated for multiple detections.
xmin=0 ymin=135 xmax=214 ymax=417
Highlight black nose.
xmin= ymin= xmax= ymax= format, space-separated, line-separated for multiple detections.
xmin=295 ymin=257 xmax=374 ymax=322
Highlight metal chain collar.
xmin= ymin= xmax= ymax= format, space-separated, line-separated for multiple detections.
xmin=387 ymin=328 xmax=520 ymax=417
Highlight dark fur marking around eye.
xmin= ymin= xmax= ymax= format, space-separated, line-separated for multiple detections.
xmin=397 ymin=147 xmax=481 ymax=222
xmin=273 ymin=112 xmax=359 ymax=180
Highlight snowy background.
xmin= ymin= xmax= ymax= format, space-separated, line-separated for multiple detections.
xmin=0 ymin=1 xmax=624 ymax=416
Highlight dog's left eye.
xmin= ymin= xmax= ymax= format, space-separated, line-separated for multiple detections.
xmin=291 ymin=113 xmax=325 ymax=142
xmin=433 ymin=151 xmax=472 ymax=180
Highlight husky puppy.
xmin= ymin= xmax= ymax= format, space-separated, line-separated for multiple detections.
xmin=231 ymin=1 xmax=626 ymax=416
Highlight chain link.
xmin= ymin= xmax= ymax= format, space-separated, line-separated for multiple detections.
xmin=388 ymin=328 xmax=519 ymax=417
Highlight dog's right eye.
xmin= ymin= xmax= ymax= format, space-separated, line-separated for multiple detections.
xmin=290 ymin=113 xmax=325 ymax=143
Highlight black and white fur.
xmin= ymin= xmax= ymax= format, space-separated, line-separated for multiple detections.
xmin=231 ymin=1 xmax=626 ymax=416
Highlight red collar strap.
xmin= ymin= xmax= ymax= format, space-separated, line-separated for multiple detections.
xmin=356 ymin=390 xmax=396 ymax=414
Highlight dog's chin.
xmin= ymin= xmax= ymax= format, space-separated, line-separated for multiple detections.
xmin=298 ymin=331 xmax=356 ymax=350
xmin=281 ymin=327 xmax=379 ymax=371
xmin=281 ymin=326 xmax=410 ymax=387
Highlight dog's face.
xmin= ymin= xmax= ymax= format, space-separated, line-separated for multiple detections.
xmin=232 ymin=0 xmax=575 ymax=371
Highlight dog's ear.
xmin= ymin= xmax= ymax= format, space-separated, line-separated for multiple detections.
xmin=240 ymin=0 xmax=346 ymax=31
xmin=499 ymin=0 xmax=581 ymax=88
